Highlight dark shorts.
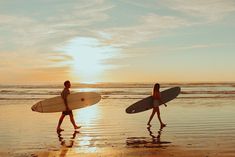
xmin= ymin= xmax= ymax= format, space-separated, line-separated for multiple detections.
xmin=62 ymin=110 xmax=72 ymax=115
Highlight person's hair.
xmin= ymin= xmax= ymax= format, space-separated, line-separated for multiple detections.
xmin=153 ymin=83 xmax=160 ymax=94
xmin=64 ymin=80 xmax=70 ymax=87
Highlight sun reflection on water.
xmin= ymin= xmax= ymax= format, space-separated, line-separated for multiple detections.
xmin=74 ymin=103 xmax=101 ymax=126
xmin=79 ymin=136 xmax=92 ymax=146
xmin=74 ymin=146 xmax=98 ymax=153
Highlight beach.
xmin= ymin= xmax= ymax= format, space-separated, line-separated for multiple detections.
xmin=0 ymin=83 xmax=235 ymax=157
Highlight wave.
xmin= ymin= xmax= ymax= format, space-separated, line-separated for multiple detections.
xmin=0 ymin=98 xmax=42 ymax=100
xmin=181 ymin=91 xmax=235 ymax=94
xmin=0 ymin=90 xmax=60 ymax=95
xmin=1 ymin=90 xmax=235 ymax=96
xmin=0 ymin=82 xmax=234 ymax=89
xmin=0 ymin=83 xmax=235 ymax=100
xmin=1 ymin=95 xmax=234 ymax=101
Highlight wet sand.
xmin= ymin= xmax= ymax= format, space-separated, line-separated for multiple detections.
xmin=33 ymin=147 xmax=230 ymax=157
xmin=0 ymin=84 xmax=235 ymax=157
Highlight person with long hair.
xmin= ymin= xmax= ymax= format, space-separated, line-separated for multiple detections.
xmin=147 ymin=83 xmax=166 ymax=127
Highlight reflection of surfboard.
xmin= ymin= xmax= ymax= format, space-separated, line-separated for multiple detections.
xmin=31 ymin=92 xmax=101 ymax=113
xmin=126 ymin=87 xmax=181 ymax=114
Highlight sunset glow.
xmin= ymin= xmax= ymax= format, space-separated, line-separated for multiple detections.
xmin=0 ymin=0 xmax=235 ymax=83
xmin=57 ymin=37 xmax=119 ymax=83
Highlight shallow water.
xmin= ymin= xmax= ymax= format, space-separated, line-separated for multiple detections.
xmin=0 ymin=83 xmax=235 ymax=156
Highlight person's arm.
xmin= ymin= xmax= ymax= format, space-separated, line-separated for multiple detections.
xmin=159 ymin=94 xmax=167 ymax=107
xmin=62 ymin=90 xmax=70 ymax=111
xmin=163 ymin=102 xmax=167 ymax=107
xmin=64 ymin=96 xmax=70 ymax=111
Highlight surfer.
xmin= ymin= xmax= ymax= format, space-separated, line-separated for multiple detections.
xmin=147 ymin=83 xmax=166 ymax=127
xmin=57 ymin=80 xmax=80 ymax=132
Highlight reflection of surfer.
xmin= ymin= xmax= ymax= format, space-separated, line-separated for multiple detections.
xmin=147 ymin=124 xmax=172 ymax=147
xmin=147 ymin=124 xmax=164 ymax=144
xmin=147 ymin=83 xmax=166 ymax=127
xmin=57 ymin=130 xmax=79 ymax=148
xmin=57 ymin=130 xmax=79 ymax=157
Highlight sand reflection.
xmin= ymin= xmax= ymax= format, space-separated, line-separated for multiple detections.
xmin=75 ymin=104 xmax=101 ymax=126
xmin=126 ymin=125 xmax=171 ymax=148
xmin=57 ymin=129 xmax=99 ymax=155
xmin=57 ymin=130 xmax=79 ymax=157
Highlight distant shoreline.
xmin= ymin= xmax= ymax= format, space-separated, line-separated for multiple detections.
xmin=0 ymin=82 xmax=234 ymax=87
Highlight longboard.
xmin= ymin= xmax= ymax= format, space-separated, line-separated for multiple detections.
xmin=31 ymin=92 xmax=101 ymax=113
xmin=126 ymin=87 xmax=181 ymax=114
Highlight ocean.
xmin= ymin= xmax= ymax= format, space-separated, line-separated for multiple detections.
xmin=0 ymin=83 xmax=235 ymax=156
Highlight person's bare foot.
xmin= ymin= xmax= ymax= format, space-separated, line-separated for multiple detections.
xmin=74 ymin=125 xmax=81 ymax=129
xmin=160 ymin=123 xmax=166 ymax=128
xmin=57 ymin=128 xmax=64 ymax=132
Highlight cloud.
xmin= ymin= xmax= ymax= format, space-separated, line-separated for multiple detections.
xmin=0 ymin=0 xmax=113 ymax=49
xmin=174 ymin=44 xmax=212 ymax=50
xmin=162 ymin=0 xmax=235 ymax=22
xmin=172 ymin=43 xmax=233 ymax=51
xmin=0 ymin=0 xmax=114 ymax=79
xmin=97 ymin=13 xmax=189 ymax=47
xmin=123 ymin=0 xmax=235 ymax=22
xmin=48 ymin=53 xmax=73 ymax=63
xmin=95 ymin=0 xmax=235 ymax=49
xmin=1 ymin=0 xmax=234 ymax=83
xmin=119 ymin=0 xmax=160 ymax=9
xmin=0 ymin=50 xmax=72 ymax=83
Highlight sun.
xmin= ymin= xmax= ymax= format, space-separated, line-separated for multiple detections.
xmin=59 ymin=37 xmax=119 ymax=83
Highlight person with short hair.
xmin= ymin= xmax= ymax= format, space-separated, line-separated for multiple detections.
xmin=57 ymin=80 xmax=80 ymax=132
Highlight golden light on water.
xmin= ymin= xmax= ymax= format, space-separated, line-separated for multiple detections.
xmin=58 ymin=37 xmax=119 ymax=83
xmin=79 ymin=136 xmax=92 ymax=146
xmin=74 ymin=146 xmax=98 ymax=153
xmin=75 ymin=104 xmax=101 ymax=126
xmin=74 ymin=104 xmax=101 ymax=152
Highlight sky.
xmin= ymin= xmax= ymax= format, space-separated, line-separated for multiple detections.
xmin=0 ymin=0 xmax=235 ymax=84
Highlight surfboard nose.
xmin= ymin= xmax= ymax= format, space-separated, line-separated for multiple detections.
xmin=31 ymin=105 xmax=36 ymax=111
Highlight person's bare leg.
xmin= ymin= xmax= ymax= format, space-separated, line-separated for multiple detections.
xmin=69 ymin=113 xmax=80 ymax=129
xmin=147 ymin=109 xmax=156 ymax=125
xmin=156 ymin=107 xmax=166 ymax=127
xmin=57 ymin=114 xmax=65 ymax=131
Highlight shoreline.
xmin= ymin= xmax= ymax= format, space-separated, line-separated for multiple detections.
xmin=0 ymin=84 xmax=234 ymax=157
xmin=1 ymin=144 xmax=234 ymax=157
xmin=31 ymin=146 xmax=234 ymax=157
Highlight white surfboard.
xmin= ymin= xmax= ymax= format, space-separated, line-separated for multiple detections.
xmin=31 ymin=92 xmax=101 ymax=113
xmin=126 ymin=87 xmax=181 ymax=114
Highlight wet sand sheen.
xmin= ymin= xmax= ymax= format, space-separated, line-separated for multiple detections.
xmin=0 ymin=83 xmax=235 ymax=156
